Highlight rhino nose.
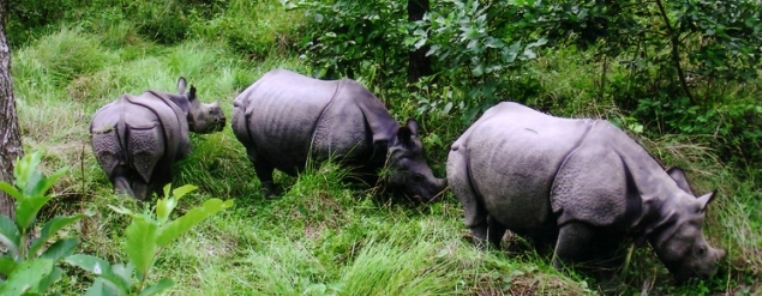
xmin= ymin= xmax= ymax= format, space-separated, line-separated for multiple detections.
xmin=715 ymin=248 xmax=727 ymax=261
xmin=435 ymin=178 xmax=447 ymax=190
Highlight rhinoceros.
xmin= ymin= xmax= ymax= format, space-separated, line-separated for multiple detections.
xmin=447 ymin=101 xmax=725 ymax=280
xmin=232 ymin=69 xmax=446 ymax=200
xmin=90 ymin=77 xmax=226 ymax=200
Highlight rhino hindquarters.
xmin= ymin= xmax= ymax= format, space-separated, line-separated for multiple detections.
xmin=447 ymin=144 xmax=490 ymax=246
xmin=91 ymin=129 xmax=124 ymax=182
xmin=127 ymin=123 xmax=166 ymax=183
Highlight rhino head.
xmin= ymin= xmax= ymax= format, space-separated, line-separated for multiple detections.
xmin=174 ymin=77 xmax=226 ymax=134
xmin=385 ymin=119 xmax=447 ymax=202
xmin=648 ymin=168 xmax=726 ymax=281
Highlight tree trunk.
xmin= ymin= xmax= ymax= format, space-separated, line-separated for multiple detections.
xmin=407 ymin=0 xmax=431 ymax=84
xmin=0 ymin=0 xmax=22 ymax=220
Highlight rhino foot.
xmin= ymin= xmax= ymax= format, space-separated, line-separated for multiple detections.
xmin=261 ymin=182 xmax=283 ymax=200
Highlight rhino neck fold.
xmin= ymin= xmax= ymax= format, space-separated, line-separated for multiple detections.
xmin=592 ymin=122 xmax=688 ymax=242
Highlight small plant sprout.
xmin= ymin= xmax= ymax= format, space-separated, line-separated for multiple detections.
xmin=0 ymin=152 xmax=90 ymax=296
xmin=66 ymin=184 xmax=233 ymax=296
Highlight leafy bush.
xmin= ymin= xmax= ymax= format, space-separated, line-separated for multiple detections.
xmin=66 ymin=184 xmax=233 ymax=295
xmin=285 ymin=0 xmax=408 ymax=87
xmin=528 ymin=0 xmax=762 ymax=171
xmin=0 ymin=152 xmax=89 ymax=295
xmin=409 ymin=0 xmax=547 ymax=123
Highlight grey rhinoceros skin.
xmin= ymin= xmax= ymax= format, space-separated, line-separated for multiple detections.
xmin=232 ymin=69 xmax=446 ymax=201
xmin=90 ymin=77 xmax=226 ymax=200
xmin=447 ymin=101 xmax=725 ymax=280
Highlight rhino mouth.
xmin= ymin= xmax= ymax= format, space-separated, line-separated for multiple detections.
xmin=214 ymin=118 xmax=226 ymax=131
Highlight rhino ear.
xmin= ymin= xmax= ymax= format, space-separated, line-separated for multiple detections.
xmin=177 ymin=77 xmax=188 ymax=95
xmin=188 ymin=85 xmax=198 ymax=101
xmin=666 ymin=167 xmax=693 ymax=195
xmin=396 ymin=126 xmax=414 ymax=147
xmin=697 ymin=191 xmax=717 ymax=210
xmin=405 ymin=118 xmax=420 ymax=135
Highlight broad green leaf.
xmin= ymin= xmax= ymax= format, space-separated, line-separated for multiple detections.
xmin=172 ymin=184 xmax=197 ymax=200
xmin=0 ymin=182 xmax=22 ymax=201
xmin=15 ymin=196 xmax=52 ymax=231
xmin=65 ymin=254 xmax=130 ymax=293
xmin=125 ymin=215 xmax=159 ymax=276
xmin=0 ymin=214 xmax=20 ymax=252
xmin=84 ymin=277 xmax=123 ymax=296
xmin=13 ymin=153 xmax=42 ymax=192
xmin=40 ymin=239 xmax=78 ymax=263
xmin=0 ymin=259 xmax=53 ymax=296
xmin=30 ymin=214 xmax=87 ymax=256
xmin=111 ymin=263 xmax=134 ymax=288
xmin=107 ymin=205 xmax=134 ymax=216
xmin=0 ymin=257 xmax=18 ymax=276
xmin=138 ymin=278 xmax=175 ymax=296
xmin=36 ymin=266 xmax=62 ymax=293
xmin=35 ymin=167 xmax=67 ymax=197
xmin=21 ymin=171 xmax=44 ymax=197
xmin=162 ymin=184 xmax=172 ymax=200
xmin=156 ymin=198 xmax=176 ymax=225
xmin=156 ymin=199 xmax=233 ymax=247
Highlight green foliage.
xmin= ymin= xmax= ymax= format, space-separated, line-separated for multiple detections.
xmin=526 ymin=0 xmax=762 ymax=169
xmin=190 ymin=0 xmax=303 ymax=59
xmin=0 ymin=152 xmax=89 ymax=295
xmin=285 ymin=0 xmax=408 ymax=87
xmin=409 ymin=0 xmax=548 ymax=122
xmin=66 ymin=184 xmax=234 ymax=295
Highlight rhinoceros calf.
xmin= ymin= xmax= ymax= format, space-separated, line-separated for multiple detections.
xmin=232 ymin=69 xmax=446 ymax=201
xmin=447 ymin=101 xmax=725 ymax=280
xmin=90 ymin=77 xmax=226 ymax=200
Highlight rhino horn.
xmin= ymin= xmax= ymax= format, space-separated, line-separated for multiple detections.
xmin=666 ymin=167 xmax=693 ymax=195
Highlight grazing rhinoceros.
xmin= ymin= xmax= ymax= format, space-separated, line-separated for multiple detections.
xmin=232 ymin=69 xmax=446 ymax=201
xmin=90 ymin=77 xmax=226 ymax=200
xmin=447 ymin=101 xmax=725 ymax=280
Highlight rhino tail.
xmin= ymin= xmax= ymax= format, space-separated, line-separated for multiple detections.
xmin=116 ymin=103 xmax=130 ymax=165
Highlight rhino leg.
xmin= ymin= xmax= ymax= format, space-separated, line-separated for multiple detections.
xmin=447 ymin=144 xmax=490 ymax=248
xmin=487 ymin=215 xmax=507 ymax=249
xmin=112 ymin=167 xmax=135 ymax=198
xmin=553 ymin=222 xmax=624 ymax=277
xmin=553 ymin=222 xmax=596 ymax=270
xmin=247 ymin=147 xmax=281 ymax=199
xmin=133 ymin=180 xmax=149 ymax=200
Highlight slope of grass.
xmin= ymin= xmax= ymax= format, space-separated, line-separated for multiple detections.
xmin=7 ymin=0 xmax=761 ymax=295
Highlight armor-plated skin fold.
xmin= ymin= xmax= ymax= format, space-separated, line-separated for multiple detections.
xmin=90 ymin=77 xmax=226 ymax=200
xmin=447 ymin=101 xmax=725 ymax=281
xmin=232 ymin=69 xmax=446 ymax=201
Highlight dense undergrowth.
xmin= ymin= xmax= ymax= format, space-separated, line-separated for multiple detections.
xmin=5 ymin=0 xmax=761 ymax=295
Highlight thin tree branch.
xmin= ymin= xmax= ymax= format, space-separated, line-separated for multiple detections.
xmin=655 ymin=0 xmax=696 ymax=104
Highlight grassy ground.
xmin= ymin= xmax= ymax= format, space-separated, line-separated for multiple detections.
xmin=8 ymin=1 xmax=761 ymax=295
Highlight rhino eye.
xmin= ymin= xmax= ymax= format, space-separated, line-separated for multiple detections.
xmin=696 ymin=246 xmax=706 ymax=257
xmin=411 ymin=174 xmax=424 ymax=183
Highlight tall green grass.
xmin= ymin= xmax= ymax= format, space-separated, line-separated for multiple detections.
xmin=7 ymin=0 xmax=761 ymax=295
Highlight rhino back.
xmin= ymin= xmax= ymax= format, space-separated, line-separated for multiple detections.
xmin=233 ymin=69 xmax=337 ymax=174
xmin=464 ymin=102 xmax=594 ymax=230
